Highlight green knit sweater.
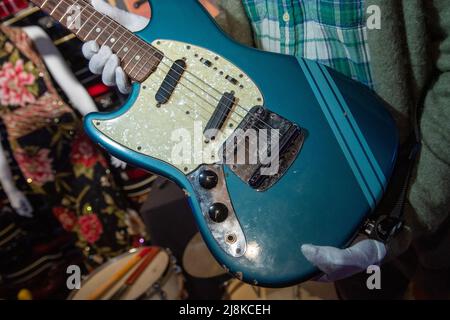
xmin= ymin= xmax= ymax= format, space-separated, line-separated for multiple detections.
xmin=215 ymin=0 xmax=450 ymax=270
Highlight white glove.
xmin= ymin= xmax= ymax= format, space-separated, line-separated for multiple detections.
xmin=301 ymin=239 xmax=386 ymax=282
xmin=82 ymin=0 xmax=149 ymax=94
xmin=110 ymin=155 xmax=127 ymax=169
xmin=7 ymin=190 xmax=33 ymax=218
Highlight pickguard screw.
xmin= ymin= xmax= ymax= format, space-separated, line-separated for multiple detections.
xmin=239 ymin=85 xmax=244 ymax=89
xmin=137 ymin=146 xmax=142 ymax=151
xmin=142 ymin=85 xmax=147 ymax=89
xmin=156 ymin=103 xmax=161 ymax=108
xmin=219 ymin=71 xmax=223 ymax=75
xmin=95 ymin=122 xmax=100 ymax=126
xmin=186 ymin=45 xmax=191 ymax=50
xmin=184 ymin=167 xmax=189 ymax=172
xmin=229 ymin=123 xmax=234 ymax=128
xmin=257 ymin=97 xmax=262 ymax=102
xmin=194 ymin=53 xmax=199 ymax=57
xmin=186 ymin=111 xmax=190 ymax=115
xmin=213 ymin=67 xmax=217 ymax=71
xmin=215 ymin=56 xmax=219 ymax=60
xmin=239 ymin=74 xmax=243 ymax=78
xmin=204 ymin=139 xmax=210 ymax=144
xmin=156 ymin=41 xmax=161 ymax=45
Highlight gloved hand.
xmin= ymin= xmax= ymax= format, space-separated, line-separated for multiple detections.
xmin=301 ymin=238 xmax=386 ymax=282
xmin=81 ymin=0 xmax=149 ymax=94
xmin=7 ymin=190 xmax=33 ymax=218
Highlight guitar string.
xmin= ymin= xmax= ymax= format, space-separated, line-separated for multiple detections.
xmin=48 ymin=0 xmax=278 ymax=133
xmin=93 ymin=62 xmax=260 ymax=160
xmin=124 ymin=62 xmax=261 ymax=157
xmin=148 ymin=61 xmax=264 ymax=158
xmin=45 ymin=0 xmax=264 ymax=158
xmin=50 ymin=0 xmax=260 ymax=135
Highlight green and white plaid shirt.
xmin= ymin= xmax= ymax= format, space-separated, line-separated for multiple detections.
xmin=242 ymin=0 xmax=373 ymax=87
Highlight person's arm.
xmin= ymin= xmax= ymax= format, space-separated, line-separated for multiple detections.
xmin=0 ymin=134 xmax=33 ymax=218
xmin=22 ymin=26 xmax=98 ymax=116
xmin=23 ymin=25 xmax=128 ymax=169
xmin=394 ymin=0 xmax=450 ymax=266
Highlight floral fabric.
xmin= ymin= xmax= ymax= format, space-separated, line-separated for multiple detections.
xmin=0 ymin=26 xmax=135 ymax=268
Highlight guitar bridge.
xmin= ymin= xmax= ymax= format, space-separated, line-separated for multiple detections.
xmin=222 ymin=106 xmax=305 ymax=191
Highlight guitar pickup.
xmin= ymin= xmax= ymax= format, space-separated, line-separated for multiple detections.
xmin=204 ymin=91 xmax=236 ymax=140
xmin=155 ymin=59 xmax=186 ymax=104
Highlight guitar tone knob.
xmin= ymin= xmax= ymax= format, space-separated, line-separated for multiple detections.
xmin=208 ymin=203 xmax=228 ymax=223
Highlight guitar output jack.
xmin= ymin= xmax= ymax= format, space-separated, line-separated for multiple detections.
xmin=225 ymin=233 xmax=237 ymax=244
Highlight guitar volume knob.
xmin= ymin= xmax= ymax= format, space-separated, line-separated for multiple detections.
xmin=199 ymin=170 xmax=218 ymax=189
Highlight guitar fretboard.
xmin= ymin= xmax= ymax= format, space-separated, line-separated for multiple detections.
xmin=30 ymin=0 xmax=163 ymax=82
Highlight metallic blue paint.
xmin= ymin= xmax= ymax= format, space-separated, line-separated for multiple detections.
xmin=84 ymin=0 xmax=398 ymax=287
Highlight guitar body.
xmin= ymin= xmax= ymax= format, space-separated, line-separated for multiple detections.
xmin=84 ymin=0 xmax=398 ymax=287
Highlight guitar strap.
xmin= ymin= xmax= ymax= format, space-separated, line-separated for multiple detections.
xmin=363 ymin=100 xmax=422 ymax=243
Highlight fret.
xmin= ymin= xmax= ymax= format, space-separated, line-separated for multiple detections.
xmin=94 ymin=19 xmax=112 ymax=43
xmin=84 ymin=13 xmax=103 ymax=40
xmin=56 ymin=1 xmax=74 ymax=24
xmin=126 ymin=47 xmax=147 ymax=76
xmin=29 ymin=0 xmax=163 ymax=82
xmin=49 ymin=1 xmax=61 ymax=15
xmin=123 ymin=43 xmax=141 ymax=70
xmin=103 ymin=21 xmax=121 ymax=45
xmin=77 ymin=7 xmax=97 ymax=37
xmin=115 ymin=35 xmax=133 ymax=58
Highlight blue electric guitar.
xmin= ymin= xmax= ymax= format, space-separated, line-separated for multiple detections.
xmin=32 ymin=0 xmax=398 ymax=287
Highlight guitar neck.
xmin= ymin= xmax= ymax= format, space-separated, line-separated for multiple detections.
xmin=30 ymin=0 xmax=162 ymax=82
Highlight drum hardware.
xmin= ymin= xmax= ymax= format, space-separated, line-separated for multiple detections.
xmin=222 ymin=279 xmax=304 ymax=300
xmin=137 ymin=253 xmax=185 ymax=300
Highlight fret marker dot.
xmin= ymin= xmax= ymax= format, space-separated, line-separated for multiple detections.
xmin=135 ymin=55 xmax=141 ymax=60
xmin=123 ymin=47 xmax=128 ymax=52
xmin=96 ymin=28 xmax=101 ymax=32
xmin=110 ymin=38 xmax=115 ymax=43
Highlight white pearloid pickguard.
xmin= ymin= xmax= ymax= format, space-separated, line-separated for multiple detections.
xmin=90 ymin=40 xmax=263 ymax=174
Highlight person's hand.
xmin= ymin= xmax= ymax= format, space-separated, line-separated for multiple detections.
xmin=81 ymin=0 xmax=149 ymax=94
xmin=301 ymin=238 xmax=386 ymax=282
xmin=7 ymin=190 xmax=33 ymax=218
xmin=110 ymin=155 xmax=127 ymax=169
